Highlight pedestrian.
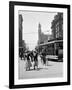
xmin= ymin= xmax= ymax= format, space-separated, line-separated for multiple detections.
xmin=25 ymin=53 xmax=31 ymax=71
xmin=38 ymin=53 xmax=43 ymax=69
xmin=33 ymin=51 xmax=38 ymax=70
xmin=42 ymin=52 xmax=46 ymax=67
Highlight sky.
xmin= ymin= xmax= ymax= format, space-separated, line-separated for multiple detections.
xmin=19 ymin=10 xmax=57 ymax=50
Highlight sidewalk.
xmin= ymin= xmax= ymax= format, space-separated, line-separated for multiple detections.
xmin=46 ymin=55 xmax=58 ymax=59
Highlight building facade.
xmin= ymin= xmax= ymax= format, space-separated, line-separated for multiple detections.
xmin=19 ymin=14 xmax=24 ymax=57
xmin=19 ymin=14 xmax=28 ymax=57
xmin=51 ymin=13 xmax=63 ymax=39
xmin=51 ymin=13 xmax=63 ymax=55
xmin=19 ymin=14 xmax=23 ymax=48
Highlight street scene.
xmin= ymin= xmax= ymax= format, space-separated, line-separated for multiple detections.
xmin=19 ymin=58 xmax=63 ymax=79
xmin=19 ymin=11 xmax=63 ymax=79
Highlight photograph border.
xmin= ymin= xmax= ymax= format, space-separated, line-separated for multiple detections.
xmin=9 ymin=1 xmax=70 ymax=89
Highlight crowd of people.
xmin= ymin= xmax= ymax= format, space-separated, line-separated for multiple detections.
xmin=19 ymin=50 xmax=48 ymax=71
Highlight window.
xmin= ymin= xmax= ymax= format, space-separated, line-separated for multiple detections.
xmin=56 ymin=22 xmax=59 ymax=38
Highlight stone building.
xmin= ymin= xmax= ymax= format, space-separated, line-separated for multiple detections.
xmin=51 ymin=13 xmax=63 ymax=40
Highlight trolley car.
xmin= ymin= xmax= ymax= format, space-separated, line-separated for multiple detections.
xmin=38 ymin=39 xmax=63 ymax=61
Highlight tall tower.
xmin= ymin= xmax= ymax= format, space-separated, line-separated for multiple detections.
xmin=38 ymin=23 xmax=42 ymax=44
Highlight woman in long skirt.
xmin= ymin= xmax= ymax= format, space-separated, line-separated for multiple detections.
xmin=38 ymin=54 xmax=43 ymax=68
xmin=25 ymin=53 xmax=31 ymax=71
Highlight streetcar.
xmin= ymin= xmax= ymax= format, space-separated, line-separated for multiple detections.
xmin=38 ymin=39 xmax=63 ymax=62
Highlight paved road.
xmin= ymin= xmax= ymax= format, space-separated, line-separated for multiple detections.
xmin=18 ymin=59 xmax=63 ymax=79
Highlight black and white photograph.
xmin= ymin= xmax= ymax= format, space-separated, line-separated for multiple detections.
xmin=18 ymin=11 xmax=63 ymax=79
xmin=9 ymin=1 xmax=70 ymax=89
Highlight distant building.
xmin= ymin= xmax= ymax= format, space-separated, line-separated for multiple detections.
xmin=48 ymin=34 xmax=53 ymax=41
xmin=38 ymin=23 xmax=48 ymax=44
xmin=51 ymin=13 xmax=63 ymax=40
